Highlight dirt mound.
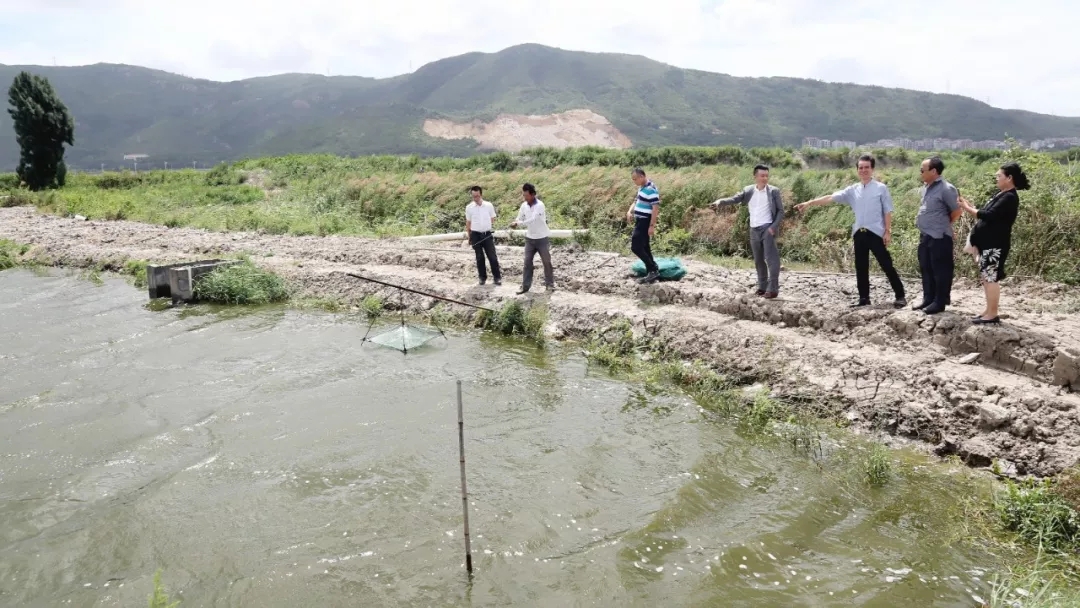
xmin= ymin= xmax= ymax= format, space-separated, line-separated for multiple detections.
xmin=423 ymin=109 xmax=632 ymax=152
xmin=3 ymin=206 xmax=1078 ymax=477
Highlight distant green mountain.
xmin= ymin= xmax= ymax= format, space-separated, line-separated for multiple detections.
xmin=2 ymin=43 xmax=1079 ymax=169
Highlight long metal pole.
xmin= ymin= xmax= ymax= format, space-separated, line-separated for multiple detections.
xmin=457 ymin=380 xmax=474 ymax=575
xmin=342 ymin=272 xmax=496 ymax=313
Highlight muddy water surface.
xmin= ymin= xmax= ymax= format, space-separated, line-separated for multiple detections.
xmin=1 ymin=270 xmax=997 ymax=607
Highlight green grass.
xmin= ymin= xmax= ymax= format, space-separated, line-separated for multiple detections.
xmin=0 ymin=239 xmax=30 ymax=270
xmin=863 ymin=443 xmax=893 ymax=487
xmin=4 ymin=143 xmax=1079 ymax=283
xmin=191 ymin=261 xmax=291 ymax=305
xmin=148 ymin=570 xmax=179 ymax=608
xmin=475 ymin=300 xmax=548 ymax=343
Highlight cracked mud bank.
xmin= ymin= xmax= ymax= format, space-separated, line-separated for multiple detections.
xmin=3 ymin=207 xmax=1079 ymax=476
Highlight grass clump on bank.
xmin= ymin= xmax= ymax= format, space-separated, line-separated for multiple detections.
xmin=475 ymin=300 xmax=548 ymax=343
xmin=192 ymin=262 xmax=291 ymax=305
xmin=0 ymin=239 xmax=30 ymax=270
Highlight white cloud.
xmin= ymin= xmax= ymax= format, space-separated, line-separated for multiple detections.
xmin=0 ymin=0 xmax=1076 ymax=116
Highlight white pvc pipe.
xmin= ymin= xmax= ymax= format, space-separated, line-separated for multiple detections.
xmin=402 ymin=229 xmax=588 ymax=242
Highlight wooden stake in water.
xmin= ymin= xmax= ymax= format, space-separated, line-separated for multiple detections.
xmin=456 ymin=380 xmax=474 ymax=575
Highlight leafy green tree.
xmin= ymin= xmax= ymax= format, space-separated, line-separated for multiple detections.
xmin=7 ymin=71 xmax=75 ymax=190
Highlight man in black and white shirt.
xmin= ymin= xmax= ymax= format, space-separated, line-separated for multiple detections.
xmin=465 ymin=185 xmax=501 ymax=286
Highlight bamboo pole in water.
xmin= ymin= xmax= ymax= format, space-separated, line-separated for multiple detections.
xmin=456 ymin=380 xmax=474 ymax=575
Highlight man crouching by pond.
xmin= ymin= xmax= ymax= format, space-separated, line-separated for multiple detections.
xmin=626 ymin=168 xmax=660 ymax=284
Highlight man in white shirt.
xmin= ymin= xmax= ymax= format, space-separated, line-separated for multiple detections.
xmin=509 ymin=182 xmax=554 ymax=294
xmin=464 ymin=185 xmax=501 ymax=286
xmin=710 ymin=164 xmax=785 ymax=298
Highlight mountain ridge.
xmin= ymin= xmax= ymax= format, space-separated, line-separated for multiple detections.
xmin=2 ymin=44 xmax=1078 ymax=169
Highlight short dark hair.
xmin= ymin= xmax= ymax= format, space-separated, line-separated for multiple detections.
xmin=1001 ymin=161 xmax=1031 ymax=190
xmin=857 ymin=154 xmax=876 ymax=169
xmin=522 ymin=183 xmax=536 ymax=195
xmin=632 ymin=167 xmax=646 ymax=177
xmin=753 ymin=164 xmax=769 ymax=175
xmin=927 ymin=156 xmax=945 ymax=175
xmin=470 ymin=185 xmax=482 ymax=194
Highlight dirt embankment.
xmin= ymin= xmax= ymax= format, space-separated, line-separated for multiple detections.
xmin=423 ymin=109 xmax=632 ymax=152
xmin=3 ymin=207 xmax=1079 ymax=477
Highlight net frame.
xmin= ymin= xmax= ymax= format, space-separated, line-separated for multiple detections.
xmin=360 ymin=286 xmax=447 ymax=354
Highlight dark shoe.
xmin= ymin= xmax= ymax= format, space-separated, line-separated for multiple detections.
xmin=545 ymin=285 xmax=555 ymax=293
xmin=494 ymin=279 xmax=501 ymax=286
xmin=894 ymin=297 xmax=907 ymax=309
xmin=922 ymin=305 xmax=945 ymax=315
xmin=851 ymin=300 xmax=871 ymax=308
xmin=912 ymin=301 xmax=931 ymax=311
xmin=755 ymin=289 xmax=766 ymax=297
xmin=516 ymin=287 xmax=529 ymax=295
xmin=972 ymin=316 xmax=1001 ymax=325
xmin=479 ymin=279 xmax=487 ymax=286
xmin=763 ymin=292 xmax=778 ymax=300
xmin=638 ymin=271 xmax=659 ymax=284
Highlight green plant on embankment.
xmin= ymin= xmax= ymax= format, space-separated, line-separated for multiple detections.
xmin=360 ymin=295 xmax=384 ymax=321
xmin=13 ymin=142 xmax=1080 ymax=283
xmin=191 ymin=261 xmax=291 ymax=305
xmin=0 ymin=239 xmax=30 ymax=270
xmin=123 ymin=259 xmax=149 ymax=288
xmin=475 ymin=300 xmax=548 ymax=343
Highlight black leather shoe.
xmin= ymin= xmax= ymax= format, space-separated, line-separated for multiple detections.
xmin=912 ymin=301 xmax=931 ymax=311
xmin=894 ymin=297 xmax=907 ymax=309
xmin=851 ymin=300 xmax=870 ymax=308
xmin=972 ymin=316 xmax=1001 ymax=325
xmin=922 ymin=305 xmax=945 ymax=315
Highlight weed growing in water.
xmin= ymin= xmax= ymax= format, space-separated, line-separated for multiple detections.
xmin=864 ymin=443 xmax=893 ymax=487
xmin=192 ymin=262 xmax=291 ymax=305
xmin=148 ymin=570 xmax=180 ymax=608
xmin=985 ymin=547 xmax=1080 ymax=608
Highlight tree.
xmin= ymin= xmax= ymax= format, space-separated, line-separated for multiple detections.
xmin=7 ymin=72 xmax=75 ymax=190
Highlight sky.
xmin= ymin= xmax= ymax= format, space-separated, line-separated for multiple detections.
xmin=0 ymin=0 xmax=1077 ymax=117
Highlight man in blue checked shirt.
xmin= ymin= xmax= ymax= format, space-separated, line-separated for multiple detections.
xmin=796 ymin=154 xmax=907 ymax=309
xmin=626 ymin=168 xmax=660 ymax=284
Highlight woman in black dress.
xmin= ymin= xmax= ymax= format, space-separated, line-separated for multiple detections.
xmin=957 ymin=161 xmax=1030 ymax=325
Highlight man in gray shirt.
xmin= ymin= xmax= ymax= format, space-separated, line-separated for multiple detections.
xmin=913 ymin=156 xmax=961 ymax=314
xmin=710 ymin=164 xmax=784 ymax=298
xmin=795 ymin=154 xmax=905 ymax=308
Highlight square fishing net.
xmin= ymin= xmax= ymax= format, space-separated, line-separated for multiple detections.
xmin=366 ymin=324 xmax=443 ymax=353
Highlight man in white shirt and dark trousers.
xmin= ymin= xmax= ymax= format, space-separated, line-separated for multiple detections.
xmin=464 ymin=185 xmax=501 ymax=286
xmin=795 ymin=154 xmax=906 ymax=308
xmin=710 ymin=164 xmax=785 ymax=298
xmin=510 ymin=183 xmax=554 ymax=294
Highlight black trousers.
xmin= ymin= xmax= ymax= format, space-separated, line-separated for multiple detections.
xmin=917 ymin=233 xmax=954 ymax=308
xmin=631 ymin=216 xmax=659 ymax=273
xmin=470 ymin=231 xmax=500 ymax=282
xmin=853 ymin=229 xmax=905 ymax=302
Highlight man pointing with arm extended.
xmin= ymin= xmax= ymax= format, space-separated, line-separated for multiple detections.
xmin=795 ymin=154 xmax=906 ymax=308
xmin=710 ymin=164 xmax=784 ymax=298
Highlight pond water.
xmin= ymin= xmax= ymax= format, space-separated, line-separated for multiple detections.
xmin=0 ymin=269 xmax=997 ymax=607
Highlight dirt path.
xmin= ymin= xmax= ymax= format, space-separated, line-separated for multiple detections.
xmin=3 ymin=207 xmax=1079 ymax=476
